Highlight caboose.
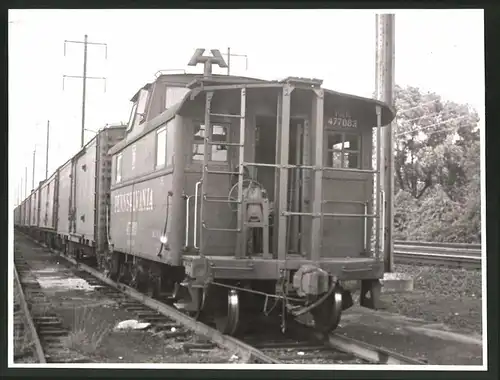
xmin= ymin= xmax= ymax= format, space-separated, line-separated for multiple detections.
xmin=107 ymin=49 xmax=395 ymax=335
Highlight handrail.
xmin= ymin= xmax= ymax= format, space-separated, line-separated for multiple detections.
xmin=364 ymin=202 xmax=368 ymax=252
xmin=380 ymin=190 xmax=385 ymax=254
xmin=282 ymin=211 xmax=376 ymax=218
xmin=242 ymin=161 xmax=377 ymax=174
xmin=184 ymin=195 xmax=194 ymax=248
xmin=193 ymin=181 xmax=201 ymax=249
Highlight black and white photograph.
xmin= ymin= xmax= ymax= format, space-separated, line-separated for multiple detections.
xmin=8 ymin=8 xmax=486 ymax=371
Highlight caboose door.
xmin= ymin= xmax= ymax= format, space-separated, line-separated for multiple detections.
xmin=321 ymin=128 xmax=373 ymax=258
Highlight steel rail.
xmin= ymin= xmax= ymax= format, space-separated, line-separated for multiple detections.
xmin=393 ymin=243 xmax=482 ymax=269
xmin=395 ymin=240 xmax=481 ymax=250
xmin=395 ymin=247 xmax=481 ymax=256
xmin=13 ymin=267 xmax=47 ymax=363
xmin=324 ymin=333 xmax=426 ymax=365
xmin=395 ymin=246 xmax=481 ymax=256
xmin=288 ymin=319 xmax=425 ymax=365
xmin=394 ymin=251 xmax=481 ymax=269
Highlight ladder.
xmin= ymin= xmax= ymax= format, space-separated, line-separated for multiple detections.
xmin=194 ymin=88 xmax=247 ymax=258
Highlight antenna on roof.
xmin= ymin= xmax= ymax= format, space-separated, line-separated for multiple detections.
xmin=188 ymin=48 xmax=228 ymax=78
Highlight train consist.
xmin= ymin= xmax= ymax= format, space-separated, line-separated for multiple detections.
xmin=14 ymin=48 xmax=396 ymax=336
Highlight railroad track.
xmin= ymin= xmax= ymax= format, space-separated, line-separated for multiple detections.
xmin=393 ymin=241 xmax=482 ymax=270
xmin=13 ymin=267 xmax=45 ymax=363
xmin=13 ymin=231 xmax=425 ymax=365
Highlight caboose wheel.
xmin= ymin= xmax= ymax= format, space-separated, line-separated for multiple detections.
xmin=200 ymin=286 xmax=242 ymax=336
xmin=213 ymin=289 xmax=240 ymax=335
xmin=311 ymin=287 xmax=343 ymax=334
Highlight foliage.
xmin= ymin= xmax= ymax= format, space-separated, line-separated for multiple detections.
xmin=394 ymin=85 xmax=480 ymax=200
xmin=392 ymin=85 xmax=481 ymax=243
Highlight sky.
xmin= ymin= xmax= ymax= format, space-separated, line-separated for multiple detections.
xmin=8 ymin=9 xmax=484 ymax=205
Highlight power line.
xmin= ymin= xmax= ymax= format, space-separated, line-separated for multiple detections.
xmin=400 ymin=112 xmax=441 ymax=124
xmin=395 ymin=115 xmax=469 ymax=138
xmin=397 ymin=99 xmax=439 ymax=114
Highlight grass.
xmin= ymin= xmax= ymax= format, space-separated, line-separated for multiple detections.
xmin=62 ymin=306 xmax=111 ymax=356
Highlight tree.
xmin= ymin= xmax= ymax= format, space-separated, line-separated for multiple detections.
xmin=394 ymin=85 xmax=479 ymax=200
xmin=392 ymin=85 xmax=481 ymax=243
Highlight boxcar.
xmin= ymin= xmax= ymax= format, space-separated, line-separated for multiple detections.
xmin=106 ymin=49 xmax=396 ymax=336
xmin=38 ymin=171 xmax=59 ymax=246
xmin=14 ymin=206 xmax=20 ymax=226
xmin=56 ymin=158 xmax=72 ymax=245
xmin=58 ymin=125 xmax=126 ymax=266
xmin=29 ymin=188 xmax=40 ymax=229
xmin=21 ymin=198 xmax=29 ymax=228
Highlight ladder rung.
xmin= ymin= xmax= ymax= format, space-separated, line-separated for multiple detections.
xmin=205 ymin=169 xmax=240 ymax=175
xmin=210 ymin=113 xmax=242 ymax=119
xmin=202 ymin=222 xmax=240 ymax=232
xmin=203 ymin=195 xmax=240 ymax=204
xmin=206 ymin=141 xmax=243 ymax=147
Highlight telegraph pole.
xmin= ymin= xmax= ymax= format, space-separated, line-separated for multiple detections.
xmin=45 ymin=120 xmax=50 ymax=179
xmin=32 ymin=148 xmax=36 ymax=190
xmin=63 ymin=35 xmax=107 ymax=148
xmin=375 ymin=14 xmax=395 ymax=273
xmin=24 ymin=167 xmax=27 ymax=198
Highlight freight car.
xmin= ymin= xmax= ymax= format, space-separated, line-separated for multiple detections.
xmin=54 ymin=125 xmax=126 ymax=266
xmin=14 ymin=48 xmax=396 ymax=337
xmin=14 ymin=124 xmax=127 ymax=267
xmin=105 ymin=49 xmax=396 ymax=335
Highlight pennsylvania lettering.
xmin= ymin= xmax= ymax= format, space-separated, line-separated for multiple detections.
xmin=114 ymin=188 xmax=154 ymax=213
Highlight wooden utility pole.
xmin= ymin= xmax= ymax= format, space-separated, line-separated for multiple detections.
xmin=45 ymin=120 xmax=50 ymax=179
xmin=24 ymin=167 xmax=27 ymax=198
xmin=32 ymin=148 xmax=36 ymax=190
xmin=63 ymin=35 xmax=107 ymax=148
xmin=375 ymin=14 xmax=395 ymax=273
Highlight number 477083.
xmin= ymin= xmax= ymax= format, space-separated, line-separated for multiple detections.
xmin=327 ymin=117 xmax=358 ymax=128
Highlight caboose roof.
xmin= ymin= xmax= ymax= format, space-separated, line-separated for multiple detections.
xmin=109 ymin=78 xmax=396 ymax=156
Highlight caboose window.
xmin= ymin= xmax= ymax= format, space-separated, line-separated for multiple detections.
xmin=126 ymin=103 xmax=138 ymax=132
xmin=156 ymin=126 xmax=167 ymax=169
xmin=212 ymin=125 xmax=228 ymax=161
xmin=193 ymin=124 xmax=206 ymax=160
xmin=126 ymin=89 xmax=150 ymax=132
xmin=116 ymin=154 xmax=123 ymax=183
xmin=193 ymin=123 xmax=229 ymax=162
xmin=326 ymin=132 xmax=361 ymax=169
